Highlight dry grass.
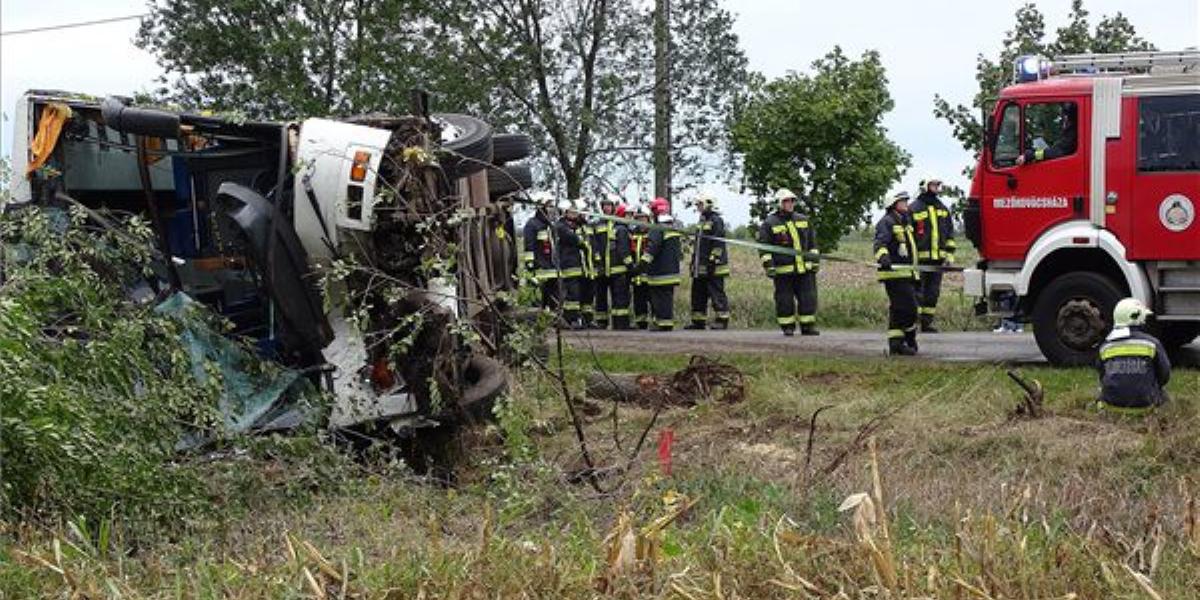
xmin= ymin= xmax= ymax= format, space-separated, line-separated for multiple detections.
xmin=3 ymin=351 xmax=1198 ymax=598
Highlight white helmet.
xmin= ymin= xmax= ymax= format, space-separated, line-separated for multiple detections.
xmin=693 ymin=191 xmax=717 ymax=211
xmin=1113 ymin=298 xmax=1152 ymax=328
xmin=529 ymin=190 xmax=555 ymax=206
xmin=573 ymin=198 xmax=589 ymax=212
xmin=557 ymin=198 xmax=575 ymax=212
xmin=920 ymin=175 xmax=942 ymax=190
xmin=773 ymin=188 xmax=798 ymax=203
xmin=600 ymin=193 xmax=621 ymax=207
xmin=629 ymin=202 xmax=648 ymax=217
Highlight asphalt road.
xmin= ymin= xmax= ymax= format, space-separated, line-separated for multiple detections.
xmin=564 ymin=329 xmax=1200 ymax=366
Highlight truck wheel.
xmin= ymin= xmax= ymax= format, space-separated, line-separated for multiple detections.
xmin=492 ymin=133 xmax=533 ymax=164
xmin=1156 ymin=322 xmax=1200 ymax=350
xmin=487 ymin=163 xmax=533 ymax=197
xmin=433 ymin=113 xmax=493 ymax=179
xmin=1032 ymin=272 xmax=1123 ymax=366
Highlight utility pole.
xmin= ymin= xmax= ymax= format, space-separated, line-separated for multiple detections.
xmin=653 ymin=0 xmax=672 ymax=206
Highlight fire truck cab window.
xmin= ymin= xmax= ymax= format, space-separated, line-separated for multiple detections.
xmin=1139 ymin=94 xmax=1200 ymax=172
xmin=1021 ymin=102 xmax=1078 ymax=164
xmin=992 ymin=103 xmax=1021 ymax=167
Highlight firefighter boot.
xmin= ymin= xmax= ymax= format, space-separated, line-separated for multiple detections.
xmin=889 ymin=338 xmax=917 ymax=356
xmin=781 ymin=325 xmax=796 ymax=337
xmin=612 ymin=316 xmax=632 ymax=330
xmin=684 ymin=321 xmax=706 ymax=330
xmin=711 ymin=317 xmax=729 ymax=330
xmin=801 ymin=324 xmax=820 ymax=336
xmin=904 ymin=329 xmax=920 ymax=353
xmin=920 ymin=314 xmax=939 ymax=334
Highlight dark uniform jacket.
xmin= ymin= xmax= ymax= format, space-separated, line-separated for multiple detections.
xmin=692 ymin=210 xmax=730 ymax=278
xmin=591 ymin=219 xmax=633 ymax=277
xmin=522 ymin=211 xmax=558 ymax=281
xmin=1097 ymin=327 xmax=1171 ymax=410
xmin=630 ymin=226 xmax=649 ymax=286
xmin=910 ymin=191 xmax=957 ymax=264
xmin=758 ymin=210 xmax=819 ymax=275
xmin=640 ymin=217 xmax=682 ymax=286
xmin=553 ymin=218 xmax=585 ymax=278
xmin=873 ymin=209 xmax=918 ymax=281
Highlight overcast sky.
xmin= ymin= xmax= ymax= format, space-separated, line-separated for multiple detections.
xmin=2 ymin=0 xmax=1198 ymax=224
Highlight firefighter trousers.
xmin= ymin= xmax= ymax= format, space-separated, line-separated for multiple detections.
xmin=593 ymin=274 xmax=632 ymax=328
xmin=773 ymin=272 xmax=818 ymax=331
xmin=648 ymin=285 xmax=676 ymax=331
xmin=579 ymin=277 xmax=595 ymax=324
xmin=539 ymin=279 xmax=561 ymax=311
xmin=561 ymin=276 xmax=584 ymax=326
xmin=633 ymin=284 xmax=651 ymax=329
xmin=917 ymin=267 xmax=943 ymax=326
xmin=690 ymin=275 xmax=730 ymax=326
xmin=884 ymin=278 xmax=918 ymax=348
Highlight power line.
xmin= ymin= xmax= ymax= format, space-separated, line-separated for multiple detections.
xmin=0 ymin=13 xmax=147 ymax=37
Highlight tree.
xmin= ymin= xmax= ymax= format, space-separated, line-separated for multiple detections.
xmin=730 ymin=48 xmax=910 ymax=250
xmin=137 ymin=0 xmax=749 ymax=199
xmin=933 ymin=1 xmax=1154 ymax=164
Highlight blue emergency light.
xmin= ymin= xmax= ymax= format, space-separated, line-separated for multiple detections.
xmin=1013 ymin=55 xmax=1051 ymax=83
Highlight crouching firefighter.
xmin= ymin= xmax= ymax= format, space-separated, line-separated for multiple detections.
xmin=630 ymin=204 xmax=653 ymax=329
xmin=522 ymin=192 xmax=561 ymax=310
xmin=637 ymin=197 xmax=682 ymax=331
xmin=758 ymin=188 xmax=820 ymax=336
xmin=591 ymin=195 xmax=634 ymax=329
xmin=1096 ymin=298 xmax=1171 ymax=414
xmin=875 ymin=192 xmax=919 ymax=356
xmin=554 ymin=199 xmax=588 ymax=329
xmin=686 ymin=191 xmax=731 ymax=330
xmin=911 ymin=176 xmax=956 ymax=333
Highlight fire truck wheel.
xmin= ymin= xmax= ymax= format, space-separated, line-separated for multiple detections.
xmin=433 ymin=113 xmax=494 ymax=179
xmin=1032 ymin=272 xmax=1123 ymax=366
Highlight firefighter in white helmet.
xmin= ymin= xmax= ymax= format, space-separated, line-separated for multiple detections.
xmin=910 ymin=175 xmax=956 ymax=333
xmin=552 ymin=198 xmax=588 ymax=328
xmin=874 ymin=191 xmax=920 ymax=355
xmin=590 ymin=194 xmax=635 ymax=329
xmin=757 ymin=188 xmax=820 ymax=336
xmin=1096 ymin=298 xmax=1171 ymax=414
xmin=685 ymin=191 xmax=731 ymax=330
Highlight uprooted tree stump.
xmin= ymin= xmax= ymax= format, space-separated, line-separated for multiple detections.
xmin=585 ymin=355 xmax=746 ymax=408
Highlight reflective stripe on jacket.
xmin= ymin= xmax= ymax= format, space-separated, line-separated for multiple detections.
xmin=1097 ymin=327 xmax=1170 ymax=410
xmin=692 ymin=211 xmax=730 ymax=278
xmin=911 ymin=192 xmax=957 ymax=264
xmin=873 ymin=210 xmax=918 ymax=281
xmin=758 ymin=210 xmax=818 ymax=275
xmin=630 ymin=229 xmax=649 ymax=285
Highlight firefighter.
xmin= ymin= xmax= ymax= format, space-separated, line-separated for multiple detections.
xmin=910 ymin=176 xmax=957 ymax=333
xmin=637 ymin=197 xmax=682 ymax=331
xmin=554 ymin=198 xmax=588 ymax=329
xmin=522 ymin=191 xmax=561 ymax=310
xmin=875 ymin=191 xmax=920 ymax=356
xmin=591 ymin=195 xmax=635 ymax=329
xmin=686 ymin=191 xmax=731 ymax=330
xmin=758 ymin=188 xmax=820 ymax=336
xmin=1017 ymin=103 xmax=1078 ymax=165
xmin=578 ymin=200 xmax=598 ymax=327
xmin=1096 ymin=298 xmax=1171 ymax=414
xmin=630 ymin=203 xmax=653 ymax=330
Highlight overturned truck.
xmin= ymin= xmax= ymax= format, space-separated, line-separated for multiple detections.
xmin=7 ymin=90 xmax=535 ymax=440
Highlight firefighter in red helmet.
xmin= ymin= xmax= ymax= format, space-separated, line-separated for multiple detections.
xmin=637 ymin=197 xmax=682 ymax=331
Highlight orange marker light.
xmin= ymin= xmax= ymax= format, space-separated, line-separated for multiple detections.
xmin=350 ymin=151 xmax=371 ymax=182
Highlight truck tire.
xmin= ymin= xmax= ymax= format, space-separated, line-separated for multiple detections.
xmin=487 ymin=163 xmax=533 ymax=197
xmin=433 ymin=113 xmax=493 ymax=179
xmin=1032 ymin=272 xmax=1123 ymax=366
xmin=492 ymin=133 xmax=533 ymax=164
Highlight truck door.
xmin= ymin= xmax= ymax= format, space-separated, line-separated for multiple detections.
xmin=982 ymin=99 xmax=1089 ymax=260
xmin=1126 ymin=93 xmax=1200 ymax=260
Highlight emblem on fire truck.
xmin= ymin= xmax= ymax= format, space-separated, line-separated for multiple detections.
xmin=1158 ymin=194 xmax=1195 ymax=233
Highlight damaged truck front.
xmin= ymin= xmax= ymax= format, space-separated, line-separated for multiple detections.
xmin=6 ymin=90 xmax=532 ymax=444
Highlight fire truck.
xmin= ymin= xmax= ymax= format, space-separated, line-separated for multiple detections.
xmin=963 ymin=50 xmax=1200 ymax=366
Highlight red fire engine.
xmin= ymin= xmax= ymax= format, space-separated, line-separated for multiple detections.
xmin=963 ymin=50 xmax=1200 ymax=365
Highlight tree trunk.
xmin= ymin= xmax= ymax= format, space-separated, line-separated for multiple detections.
xmin=653 ymin=0 xmax=672 ymax=206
